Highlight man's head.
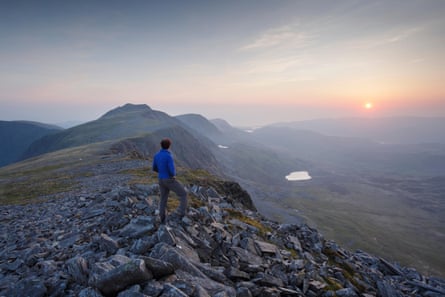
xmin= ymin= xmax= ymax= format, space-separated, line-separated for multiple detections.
xmin=160 ymin=138 xmax=171 ymax=149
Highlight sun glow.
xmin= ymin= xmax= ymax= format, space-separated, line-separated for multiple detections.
xmin=364 ymin=102 xmax=373 ymax=109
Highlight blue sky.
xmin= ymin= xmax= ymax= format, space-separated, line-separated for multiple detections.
xmin=1 ymin=0 xmax=444 ymax=126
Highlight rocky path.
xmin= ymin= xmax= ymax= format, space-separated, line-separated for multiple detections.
xmin=1 ymin=176 xmax=445 ymax=296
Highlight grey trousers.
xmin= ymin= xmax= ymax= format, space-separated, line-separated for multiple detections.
xmin=158 ymin=178 xmax=187 ymax=222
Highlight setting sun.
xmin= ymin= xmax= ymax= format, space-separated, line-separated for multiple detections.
xmin=364 ymin=102 xmax=373 ymax=109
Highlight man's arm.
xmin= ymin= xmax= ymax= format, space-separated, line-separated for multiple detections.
xmin=152 ymin=157 xmax=158 ymax=173
xmin=167 ymin=155 xmax=176 ymax=177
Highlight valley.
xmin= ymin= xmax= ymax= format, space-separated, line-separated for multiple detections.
xmin=1 ymin=104 xmax=444 ymax=280
xmin=279 ymin=173 xmax=445 ymax=278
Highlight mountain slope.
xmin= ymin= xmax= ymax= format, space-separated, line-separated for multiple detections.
xmin=111 ymin=126 xmax=221 ymax=174
xmin=21 ymin=104 xmax=183 ymax=160
xmin=175 ymin=113 xmax=222 ymax=139
xmin=248 ymin=124 xmax=445 ymax=277
xmin=211 ymin=118 xmax=252 ymax=143
xmin=0 ymin=120 xmax=62 ymax=167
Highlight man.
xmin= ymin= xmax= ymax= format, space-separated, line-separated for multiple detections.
xmin=152 ymin=138 xmax=187 ymax=223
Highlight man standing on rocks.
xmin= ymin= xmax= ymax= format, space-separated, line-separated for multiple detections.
xmin=152 ymin=138 xmax=187 ymax=224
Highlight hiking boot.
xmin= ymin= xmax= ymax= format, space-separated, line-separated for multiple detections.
xmin=168 ymin=212 xmax=184 ymax=222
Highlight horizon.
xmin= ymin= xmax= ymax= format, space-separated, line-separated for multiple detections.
xmin=4 ymin=102 xmax=445 ymax=129
xmin=1 ymin=0 xmax=444 ymax=126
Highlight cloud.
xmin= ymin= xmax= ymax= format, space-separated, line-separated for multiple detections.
xmin=240 ymin=25 xmax=313 ymax=51
xmin=385 ymin=27 xmax=422 ymax=43
xmin=353 ymin=26 xmax=423 ymax=49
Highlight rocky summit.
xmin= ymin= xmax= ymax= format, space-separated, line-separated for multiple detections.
xmin=1 ymin=182 xmax=445 ymax=297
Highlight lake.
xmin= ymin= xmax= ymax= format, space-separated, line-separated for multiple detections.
xmin=285 ymin=171 xmax=312 ymax=181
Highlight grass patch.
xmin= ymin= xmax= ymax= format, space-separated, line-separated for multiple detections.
xmin=224 ymin=208 xmax=272 ymax=236
xmin=121 ymin=165 xmax=215 ymax=181
xmin=286 ymin=247 xmax=299 ymax=259
xmin=121 ymin=166 xmax=157 ymax=185
xmin=0 ymin=164 xmax=67 ymax=179
xmin=0 ymin=173 xmax=76 ymax=205
xmin=324 ymin=276 xmax=343 ymax=291
xmin=164 ymin=189 xmax=205 ymax=212
xmin=178 ymin=168 xmax=218 ymax=184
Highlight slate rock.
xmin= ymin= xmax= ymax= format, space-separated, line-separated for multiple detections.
xmin=236 ymin=286 xmax=253 ymax=297
xmin=143 ymin=280 xmax=164 ymax=296
xmin=157 ymin=225 xmax=177 ymax=246
xmin=149 ymin=243 xmax=206 ymax=278
xmin=335 ymin=288 xmax=359 ymax=297
xmin=94 ymin=259 xmax=153 ymax=296
xmin=5 ymin=277 xmax=47 ymax=297
xmin=194 ymin=285 xmax=212 ymax=297
xmin=66 ymin=256 xmax=89 ymax=285
xmin=254 ymin=273 xmax=284 ymax=287
xmin=224 ymin=266 xmax=250 ymax=281
xmin=140 ymin=256 xmax=175 ymax=279
xmin=197 ymin=264 xmax=228 ymax=283
xmin=78 ymin=287 xmax=104 ymax=297
xmin=119 ymin=218 xmax=155 ymax=239
xmin=117 ymin=284 xmax=146 ymax=297
xmin=160 ymin=283 xmax=188 ymax=297
xmin=98 ymin=233 xmax=120 ymax=255
xmin=231 ymin=247 xmax=263 ymax=266
xmin=240 ymin=237 xmax=259 ymax=255
xmin=130 ymin=235 xmax=158 ymax=255
xmin=255 ymin=240 xmax=278 ymax=255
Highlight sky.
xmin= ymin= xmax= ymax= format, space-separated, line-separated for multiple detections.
xmin=1 ymin=0 xmax=444 ymax=127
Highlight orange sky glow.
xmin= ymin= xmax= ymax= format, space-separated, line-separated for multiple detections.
xmin=0 ymin=1 xmax=444 ymax=126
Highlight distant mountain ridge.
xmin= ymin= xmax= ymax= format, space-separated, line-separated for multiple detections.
xmin=0 ymin=120 xmax=62 ymax=167
xmin=272 ymin=116 xmax=445 ymax=144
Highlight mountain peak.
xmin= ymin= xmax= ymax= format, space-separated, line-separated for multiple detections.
xmin=176 ymin=113 xmax=222 ymax=138
xmin=100 ymin=103 xmax=152 ymax=119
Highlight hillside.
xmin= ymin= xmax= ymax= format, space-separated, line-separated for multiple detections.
xmin=0 ymin=121 xmax=62 ymax=167
xmin=20 ymin=104 xmax=181 ymax=160
xmin=248 ymin=125 xmax=445 ymax=277
xmin=0 ymin=146 xmax=444 ymax=296
xmin=175 ymin=114 xmax=222 ymax=140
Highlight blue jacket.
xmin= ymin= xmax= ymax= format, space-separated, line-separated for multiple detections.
xmin=152 ymin=149 xmax=176 ymax=179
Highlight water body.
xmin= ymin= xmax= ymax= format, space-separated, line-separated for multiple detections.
xmin=286 ymin=171 xmax=312 ymax=181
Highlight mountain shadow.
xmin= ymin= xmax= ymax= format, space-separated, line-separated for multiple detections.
xmin=0 ymin=121 xmax=62 ymax=167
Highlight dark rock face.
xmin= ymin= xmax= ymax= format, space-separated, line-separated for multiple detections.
xmin=1 ymin=182 xmax=444 ymax=297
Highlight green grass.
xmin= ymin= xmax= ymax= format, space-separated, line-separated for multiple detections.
xmin=0 ymin=169 xmax=76 ymax=205
xmin=0 ymin=142 xmax=114 ymax=205
xmin=224 ymin=208 xmax=272 ymax=236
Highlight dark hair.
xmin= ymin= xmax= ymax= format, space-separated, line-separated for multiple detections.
xmin=160 ymin=138 xmax=171 ymax=149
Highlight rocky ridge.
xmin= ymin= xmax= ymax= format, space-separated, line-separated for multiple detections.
xmin=1 ymin=181 xmax=445 ymax=297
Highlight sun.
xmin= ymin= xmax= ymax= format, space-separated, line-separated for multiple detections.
xmin=364 ymin=102 xmax=373 ymax=109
